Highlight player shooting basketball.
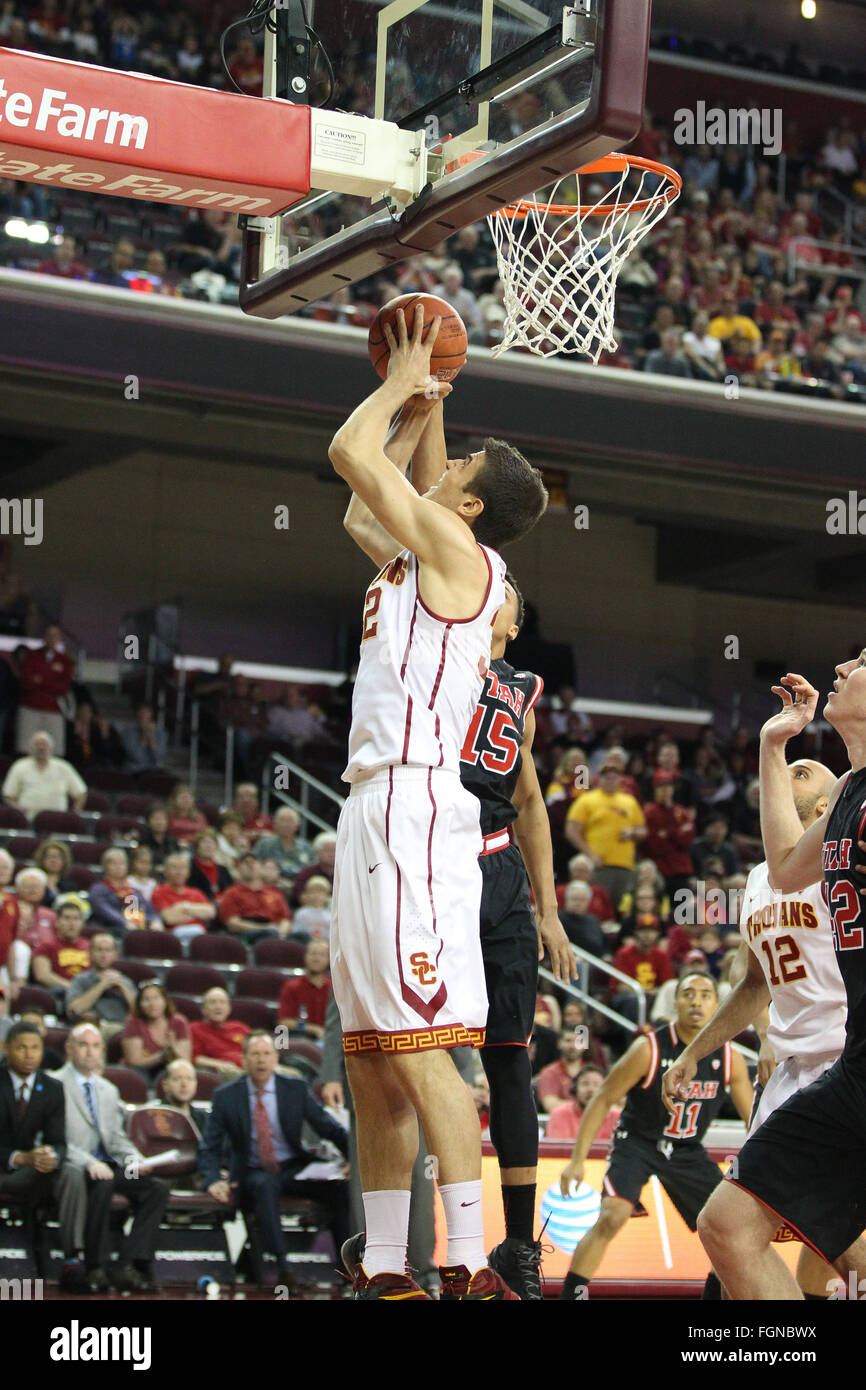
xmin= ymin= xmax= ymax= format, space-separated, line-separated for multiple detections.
xmin=697 ymin=662 xmax=866 ymax=1299
xmin=328 ymin=305 xmax=548 ymax=1300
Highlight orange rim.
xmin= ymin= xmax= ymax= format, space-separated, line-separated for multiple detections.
xmin=492 ymin=152 xmax=682 ymax=221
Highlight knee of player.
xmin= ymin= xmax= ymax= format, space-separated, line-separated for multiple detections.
xmin=596 ymin=1201 xmax=630 ymax=1239
xmin=696 ymin=1187 xmax=742 ymax=1252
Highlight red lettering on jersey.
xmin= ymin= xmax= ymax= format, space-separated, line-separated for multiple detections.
xmin=460 ymin=706 xmax=484 ymax=765
xmin=788 ymin=901 xmax=801 ymax=928
xmin=385 ymin=556 xmax=408 ymax=586
xmin=514 ymin=688 xmax=525 ymax=717
xmin=480 ymin=709 xmax=521 ymax=774
xmin=487 ymin=670 xmax=501 ymax=701
xmin=839 ymin=838 xmax=852 ymax=870
xmin=801 ymin=902 xmax=817 ymax=929
xmin=828 ymin=879 xmax=864 ymax=952
xmin=824 ymin=840 xmax=839 ymax=872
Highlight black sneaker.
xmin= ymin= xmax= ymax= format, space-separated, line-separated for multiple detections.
xmin=59 ymin=1258 xmax=90 ymax=1294
xmin=488 ymin=1237 xmax=543 ymax=1300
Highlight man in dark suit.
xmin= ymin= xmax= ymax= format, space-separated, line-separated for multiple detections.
xmin=0 ymin=1021 xmax=89 ymax=1290
xmin=200 ymin=1029 xmax=350 ymax=1282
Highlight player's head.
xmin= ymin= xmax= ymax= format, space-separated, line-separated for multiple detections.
xmin=674 ymin=970 xmax=718 ymax=1032
xmin=428 ymin=440 xmax=548 ymax=548
xmin=787 ymin=759 xmax=836 ymax=827
xmin=490 ymin=572 xmax=525 ymax=652
xmin=825 ymin=649 xmax=866 ymax=734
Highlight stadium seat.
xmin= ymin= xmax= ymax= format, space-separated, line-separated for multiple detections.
xmin=231 ymin=999 xmax=275 ymax=1030
xmin=164 ymin=962 xmax=227 ymax=997
xmin=98 ymin=814 xmax=145 ymax=841
xmin=0 ymin=806 xmax=29 ymax=830
xmin=32 ymin=811 xmax=88 ymax=837
xmin=123 ymin=929 xmax=183 ymax=960
xmin=104 ymin=1067 xmax=148 ymax=1104
xmin=189 ymin=935 xmax=248 ymax=967
xmin=15 ymin=986 xmax=57 ymax=1014
xmin=139 ymin=773 xmax=178 ymax=797
xmin=67 ymin=865 xmax=98 ymax=891
xmin=106 ymin=1031 xmax=125 ymax=1063
xmin=199 ymin=802 xmax=221 ymax=827
xmin=234 ymin=968 xmax=285 ymax=1003
xmin=7 ymin=835 xmax=39 ymax=862
xmin=121 ymin=959 xmax=163 ymax=986
xmin=116 ymin=794 xmax=155 ymax=818
xmin=83 ymin=791 xmax=112 ymax=813
xmin=156 ymin=1068 xmax=220 ymax=1102
xmin=71 ymin=840 xmax=111 ymax=865
xmin=127 ymin=1106 xmax=199 ymax=1178
xmin=44 ymin=1026 xmax=69 ymax=1055
xmin=169 ymin=993 xmax=202 ymax=1021
xmin=253 ymin=938 xmax=306 ymax=969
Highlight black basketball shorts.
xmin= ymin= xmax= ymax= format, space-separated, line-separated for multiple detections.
xmin=479 ymin=843 xmax=538 ymax=1047
xmin=603 ymin=1131 xmax=724 ymax=1231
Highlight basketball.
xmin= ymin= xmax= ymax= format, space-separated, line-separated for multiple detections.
xmin=368 ymin=293 xmax=468 ymax=382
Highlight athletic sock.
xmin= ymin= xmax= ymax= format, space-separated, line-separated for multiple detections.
xmin=702 ymin=1272 xmax=722 ymax=1300
xmin=502 ymin=1183 xmax=536 ymax=1244
xmin=560 ymin=1271 xmax=589 ymax=1300
xmin=439 ymin=1180 xmax=486 ymax=1274
xmin=361 ymin=1189 xmax=411 ymax=1278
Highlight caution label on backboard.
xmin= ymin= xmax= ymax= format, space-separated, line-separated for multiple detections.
xmin=313 ymin=123 xmax=366 ymax=165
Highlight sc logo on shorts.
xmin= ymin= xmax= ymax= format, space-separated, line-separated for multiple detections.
xmin=409 ymin=952 xmax=437 ymax=986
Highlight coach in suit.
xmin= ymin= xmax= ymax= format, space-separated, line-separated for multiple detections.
xmin=55 ymin=1022 xmax=169 ymax=1292
xmin=200 ymin=1029 xmax=350 ymax=1280
xmin=0 ymin=1021 xmax=89 ymax=1290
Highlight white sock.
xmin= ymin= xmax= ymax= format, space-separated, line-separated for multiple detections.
xmin=439 ymin=1180 xmax=486 ymax=1274
xmin=362 ymin=1189 xmax=411 ymax=1278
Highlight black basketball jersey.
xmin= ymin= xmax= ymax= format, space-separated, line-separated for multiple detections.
xmin=618 ymin=1022 xmax=732 ymax=1147
xmin=459 ymin=657 xmax=544 ymax=836
xmin=822 ymin=766 xmax=866 ymax=1071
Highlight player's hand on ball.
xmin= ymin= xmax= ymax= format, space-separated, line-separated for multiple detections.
xmin=757 ymin=1037 xmax=777 ymax=1088
xmin=384 ymin=305 xmax=445 ymax=398
xmin=661 ymin=1050 xmax=698 ymax=1113
xmin=560 ymin=1159 xmax=584 ymax=1197
xmin=760 ymin=673 xmax=818 ymax=745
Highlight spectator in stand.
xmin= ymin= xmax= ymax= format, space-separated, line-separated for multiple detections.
xmin=188 ymin=828 xmax=234 ymax=901
xmin=55 ymin=1022 xmax=169 ymax=1293
xmin=724 ymin=330 xmax=759 ymax=388
xmin=16 ymin=1005 xmax=63 ymax=1068
xmin=136 ymin=803 xmax=180 ymax=871
xmin=231 ymin=783 xmax=273 ymax=843
xmin=3 ymin=729 xmax=86 ymax=817
xmin=707 ymin=293 xmax=762 ymax=347
xmin=561 ymin=999 xmax=609 ymax=1072
xmin=536 ymin=1029 xmax=590 ymax=1115
xmin=831 ymin=312 xmax=866 ymax=384
xmin=190 ymin=986 xmax=250 ymax=1081
xmin=108 ymin=13 xmax=140 ymax=68
xmin=755 ymin=326 xmax=802 ymax=381
xmin=432 ymin=262 xmax=482 ymax=329
xmin=188 ymin=654 xmax=234 ymax=752
xmin=172 ymin=208 xmax=242 ymax=279
xmin=545 ymin=746 xmax=588 ymax=873
xmin=290 ymin=875 xmax=331 ymax=943
xmin=152 ymin=852 xmax=217 ymax=947
xmin=120 ymin=703 xmax=168 ymax=774
xmin=176 ymin=31 xmax=204 ymax=81
xmin=558 ymin=854 xmax=616 ymax=925
xmin=268 ymin=686 xmax=329 ymax=749
xmin=801 ymin=335 xmax=845 ymax=390
xmin=0 ymin=849 xmax=17 ymax=987
xmin=619 ymin=859 xmax=671 ymax=920
xmin=277 ymin=939 xmax=331 ymax=1040
xmin=593 ymin=746 xmax=641 ymax=799
xmin=545 ymin=1065 xmax=620 ymax=1142
xmin=166 ymin=783 xmax=208 ymax=847
xmin=290 ymin=832 xmax=337 ymax=907
xmin=254 ymin=805 xmax=314 ymax=888
xmin=8 ymin=866 xmax=56 ymax=986
xmin=139 ymin=34 xmax=177 ymax=79
xmin=37 ymin=235 xmax=88 ymax=280
xmin=227 ymin=35 xmax=263 ymax=94
xmin=200 ymin=1030 xmax=350 ymax=1285
xmin=217 ymin=852 xmax=290 ymax=944
xmin=565 ymin=761 xmax=646 ymax=909
xmin=67 ymin=699 xmax=122 ymax=772
xmin=690 ymin=812 xmax=740 ymax=878
xmin=64 ymin=931 xmax=136 ymax=1031
xmin=160 ymin=1058 xmax=210 ymax=1133
xmin=641 ymin=770 xmax=696 ymax=895
xmin=824 ymin=286 xmax=864 ymax=336
xmin=681 ymin=309 xmax=724 ymax=381
xmin=753 ymin=279 xmax=799 ymax=329
xmin=640 ymin=303 xmax=677 ymax=357
xmin=33 ymin=838 xmax=76 ymax=904
xmin=121 ymin=981 xmax=192 ymax=1078
xmin=611 ymin=915 xmax=673 ymax=1045
xmin=215 ymin=812 xmax=250 ymax=870
xmin=61 ymin=13 xmax=100 ymax=61
xmin=127 ymin=845 xmax=158 ymax=905
xmin=90 ymin=238 xmax=136 ymax=288
xmin=696 ymin=926 xmax=725 ymax=980
xmin=560 ymin=881 xmax=606 ymax=958
xmin=14 ymin=625 xmax=74 ymax=754
xmin=31 ymin=898 xmax=91 ymax=1004
xmin=89 ymin=848 xmax=158 ymax=940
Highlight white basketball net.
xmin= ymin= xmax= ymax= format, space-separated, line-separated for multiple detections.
xmin=487 ymin=159 xmax=680 ymax=362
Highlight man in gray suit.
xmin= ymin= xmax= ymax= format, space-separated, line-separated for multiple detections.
xmin=55 ymin=1023 xmax=169 ymax=1292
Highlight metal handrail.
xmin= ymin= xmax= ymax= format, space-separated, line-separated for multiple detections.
xmin=540 ymin=942 xmax=646 ymax=1032
xmin=262 ymin=753 xmax=345 ymax=840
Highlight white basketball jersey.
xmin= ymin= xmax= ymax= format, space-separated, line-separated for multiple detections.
xmin=739 ymin=860 xmax=846 ymax=1064
xmin=344 ymin=543 xmax=506 ymax=783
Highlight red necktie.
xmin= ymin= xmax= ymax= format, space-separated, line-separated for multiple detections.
xmin=254 ymin=1088 xmax=279 ymax=1174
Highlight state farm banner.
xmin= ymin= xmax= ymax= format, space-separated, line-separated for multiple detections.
xmin=0 ymin=48 xmax=311 ymax=214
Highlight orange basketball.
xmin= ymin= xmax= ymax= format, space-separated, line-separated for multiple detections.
xmin=368 ymin=293 xmax=468 ymax=382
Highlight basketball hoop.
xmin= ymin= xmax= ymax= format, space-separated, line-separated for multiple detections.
xmin=487 ymin=152 xmax=682 ymax=363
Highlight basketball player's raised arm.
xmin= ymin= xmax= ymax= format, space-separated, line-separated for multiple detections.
xmin=408 ymin=397 xmax=448 ymax=495
xmin=760 ymin=673 xmax=845 ymax=892
xmin=662 ymin=945 xmax=769 ymax=1112
xmin=512 ymin=707 xmax=577 ymax=983
xmin=330 ymin=307 xmax=475 ymax=568
xmin=342 ymin=401 xmax=436 ymax=566
xmin=559 ymin=1037 xmax=651 ymax=1193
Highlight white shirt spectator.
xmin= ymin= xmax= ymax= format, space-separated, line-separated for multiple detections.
xmin=3 ymin=754 xmax=87 ymax=817
xmin=682 ymin=329 xmax=723 ymax=366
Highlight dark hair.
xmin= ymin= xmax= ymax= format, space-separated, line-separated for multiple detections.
xmin=503 ymin=570 xmax=525 ymax=631
xmin=574 ymin=1063 xmax=604 ymax=1086
xmin=133 ymin=980 xmax=174 ymax=1018
xmin=466 ymin=438 xmax=548 ymax=548
xmin=675 ymin=969 xmax=719 ymax=998
xmin=5 ymin=1021 xmax=42 ymax=1045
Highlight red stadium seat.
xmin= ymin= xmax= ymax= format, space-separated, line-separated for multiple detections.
xmin=44 ymin=1026 xmax=69 ymax=1055
xmin=123 ymin=929 xmax=183 ymax=960
xmin=67 ymin=865 xmax=98 ymax=891
xmin=7 ymin=835 xmax=39 ymax=862
xmin=71 ymin=840 xmax=112 ymax=865
xmin=169 ymin=993 xmax=202 ymax=1021
xmin=98 ymin=814 xmax=145 ymax=841
xmin=234 ymin=968 xmax=285 ymax=1002
xmin=104 ymin=1067 xmax=148 ymax=1104
xmin=231 ymin=999 xmax=275 ymax=1030
xmin=164 ymin=962 xmax=227 ymax=997
xmin=0 ymin=807 xmax=29 ymax=830
xmin=83 ymin=791 xmax=111 ymax=813
xmin=15 ymin=986 xmax=57 ymax=1014
xmin=32 ymin=811 xmax=88 ymax=836
xmin=116 ymin=794 xmax=156 ymax=818
xmin=121 ymin=959 xmax=164 ymax=986
xmin=127 ymin=1107 xmax=199 ymax=1178
xmin=199 ymin=802 xmax=221 ymax=827
xmin=253 ymin=938 xmax=306 ymax=969
xmin=106 ymin=1031 xmax=125 ymax=1063
xmin=189 ymin=935 xmax=248 ymax=967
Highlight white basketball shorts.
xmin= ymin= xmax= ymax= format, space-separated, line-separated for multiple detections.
xmin=750 ymin=1051 xmax=839 ymax=1133
xmin=331 ymin=765 xmax=488 ymax=1055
